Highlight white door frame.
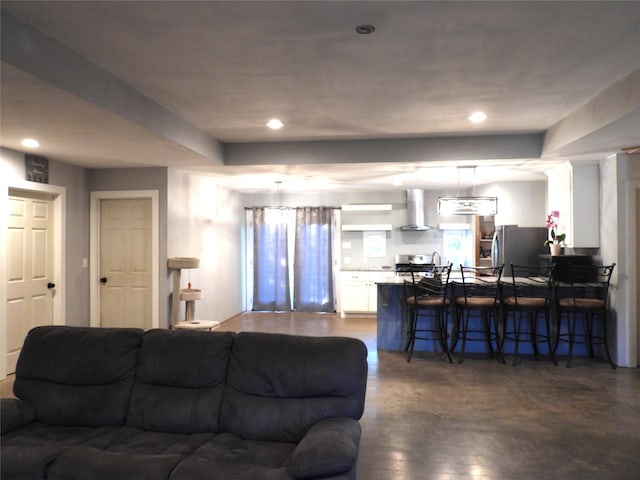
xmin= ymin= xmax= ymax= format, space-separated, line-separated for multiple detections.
xmin=622 ymin=180 xmax=640 ymax=367
xmin=90 ymin=190 xmax=159 ymax=329
xmin=1 ymin=180 xmax=66 ymax=379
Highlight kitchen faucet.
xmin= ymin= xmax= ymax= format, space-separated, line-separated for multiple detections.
xmin=431 ymin=250 xmax=442 ymax=269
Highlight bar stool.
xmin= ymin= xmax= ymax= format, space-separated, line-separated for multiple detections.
xmin=553 ymin=263 xmax=616 ymax=369
xmin=500 ymin=264 xmax=557 ymax=366
xmin=451 ymin=265 xmax=504 ymax=364
xmin=404 ymin=263 xmax=453 ymax=363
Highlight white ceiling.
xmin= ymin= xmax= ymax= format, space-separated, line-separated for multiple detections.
xmin=1 ymin=1 xmax=639 ymax=192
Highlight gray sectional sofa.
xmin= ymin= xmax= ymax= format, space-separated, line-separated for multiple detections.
xmin=1 ymin=326 xmax=368 ymax=480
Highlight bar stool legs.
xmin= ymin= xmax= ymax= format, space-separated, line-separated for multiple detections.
xmin=452 ymin=307 xmax=502 ymax=364
xmin=553 ymin=309 xmax=616 ymax=369
xmin=406 ymin=304 xmax=452 ymax=363
xmin=500 ymin=309 xmax=557 ymax=366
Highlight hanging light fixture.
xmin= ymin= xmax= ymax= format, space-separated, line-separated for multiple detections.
xmin=437 ymin=166 xmax=498 ymax=216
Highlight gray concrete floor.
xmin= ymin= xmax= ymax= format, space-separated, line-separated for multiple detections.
xmin=218 ymin=312 xmax=640 ymax=480
xmin=3 ymin=312 xmax=639 ymax=479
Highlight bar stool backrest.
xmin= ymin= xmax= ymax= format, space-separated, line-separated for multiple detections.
xmin=508 ymin=264 xmax=555 ymax=306
xmin=458 ymin=265 xmax=504 ymax=305
xmin=565 ymin=263 xmax=616 ymax=307
xmin=405 ymin=263 xmax=453 ymax=305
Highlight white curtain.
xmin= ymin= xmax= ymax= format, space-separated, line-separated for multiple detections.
xmin=293 ymin=207 xmax=334 ymax=312
xmin=252 ymin=207 xmax=292 ymax=311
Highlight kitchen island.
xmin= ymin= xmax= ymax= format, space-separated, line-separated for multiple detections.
xmin=376 ymin=278 xmax=488 ymax=354
xmin=376 ymin=278 xmax=587 ymax=357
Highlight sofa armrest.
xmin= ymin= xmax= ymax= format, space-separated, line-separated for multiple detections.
xmin=288 ymin=417 xmax=361 ymax=479
xmin=1 ymin=398 xmax=36 ymax=434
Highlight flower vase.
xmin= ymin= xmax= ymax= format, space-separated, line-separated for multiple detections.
xmin=549 ymin=244 xmax=562 ymax=256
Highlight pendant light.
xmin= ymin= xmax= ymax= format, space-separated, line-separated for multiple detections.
xmin=437 ymin=166 xmax=498 ymax=216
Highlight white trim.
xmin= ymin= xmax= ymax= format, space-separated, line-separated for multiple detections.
xmin=90 ymin=190 xmax=159 ymax=329
xmin=623 ymin=180 xmax=640 ymax=367
xmin=2 ymin=181 xmax=66 ymax=379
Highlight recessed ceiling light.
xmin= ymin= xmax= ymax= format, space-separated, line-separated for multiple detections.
xmin=21 ymin=138 xmax=40 ymax=148
xmin=266 ymin=119 xmax=284 ymax=130
xmin=355 ymin=24 xmax=376 ymax=35
xmin=468 ymin=111 xmax=488 ymax=123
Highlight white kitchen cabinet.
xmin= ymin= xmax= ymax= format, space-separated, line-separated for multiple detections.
xmin=546 ymin=161 xmax=599 ymax=248
xmin=340 ymin=271 xmax=394 ymax=313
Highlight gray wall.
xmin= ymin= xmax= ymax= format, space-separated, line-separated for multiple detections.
xmin=166 ymin=169 xmax=245 ymax=325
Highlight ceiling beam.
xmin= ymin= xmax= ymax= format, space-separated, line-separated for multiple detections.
xmin=1 ymin=10 xmax=223 ymax=164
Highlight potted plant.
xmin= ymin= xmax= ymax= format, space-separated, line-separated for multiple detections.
xmin=544 ymin=211 xmax=565 ymax=255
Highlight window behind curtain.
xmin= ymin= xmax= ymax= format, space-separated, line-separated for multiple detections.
xmin=294 ymin=207 xmax=334 ymax=312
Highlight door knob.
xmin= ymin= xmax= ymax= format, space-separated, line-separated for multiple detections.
xmin=47 ymin=282 xmax=56 ymax=289
xmin=100 ymin=277 xmax=108 ymax=284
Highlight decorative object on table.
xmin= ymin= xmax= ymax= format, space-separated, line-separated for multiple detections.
xmin=544 ymin=210 xmax=566 ymax=255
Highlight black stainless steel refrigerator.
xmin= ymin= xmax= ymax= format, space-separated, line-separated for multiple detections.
xmin=491 ymin=226 xmax=548 ymax=276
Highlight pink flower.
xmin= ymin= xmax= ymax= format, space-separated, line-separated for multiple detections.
xmin=545 ymin=214 xmax=557 ymax=230
xmin=544 ymin=211 xmax=565 ymax=246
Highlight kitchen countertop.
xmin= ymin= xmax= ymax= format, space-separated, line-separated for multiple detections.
xmin=376 ymin=271 xmax=466 ymax=285
xmin=341 ymin=267 xmax=395 ymax=272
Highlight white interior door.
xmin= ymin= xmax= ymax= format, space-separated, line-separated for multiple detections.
xmin=6 ymin=192 xmax=55 ymax=373
xmin=99 ymin=198 xmax=152 ymax=329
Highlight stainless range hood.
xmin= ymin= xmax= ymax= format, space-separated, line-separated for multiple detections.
xmin=400 ymin=189 xmax=431 ymax=231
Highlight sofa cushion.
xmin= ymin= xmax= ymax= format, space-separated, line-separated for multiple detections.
xmin=84 ymin=425 xmax=215 ymax=455
xmin=221 ymin=332 xmax=368 ymax=442
xmin=0 ymin=423 xmax=115 ymax=479
xmin=126 ymin=329 xmax=234 ymax=433
xmin=169 ymin=432 xmax=296 ymax=480
xmin=13 ymin=326 xmax=144 ymax=427
xmin=48 ymin=445 xmax=183 ymax=480
xmin=1 ymin=398 xmax=36 ymax=434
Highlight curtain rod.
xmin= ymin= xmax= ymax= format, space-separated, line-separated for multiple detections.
xmin=244 ymin=206 xmax=341 ymax=210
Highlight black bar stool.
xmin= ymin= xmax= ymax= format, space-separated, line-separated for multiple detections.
xmin=403 ymin=263 xmax=453 ymax=363
xmin=451 ymin=264 xmax=504 ymax=364
xmin=553 ymin=263 xmax=616 ymax=368
xmin=500 ymin=264 xmax=557 ymax=366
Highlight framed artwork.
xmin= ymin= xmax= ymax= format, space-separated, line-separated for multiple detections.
xmin=25 ymin=154 xmax=49 ymax=183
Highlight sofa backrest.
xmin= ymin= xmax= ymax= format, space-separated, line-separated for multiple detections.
xmin=13 ymin=326 xmax=144 ymax=427
xmin=125 ymin=329 xmax=234 ymax=434
xmin=221 ymin=332 xmax=368 ymax=443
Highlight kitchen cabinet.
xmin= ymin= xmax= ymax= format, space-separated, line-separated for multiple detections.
xmin=341 ymin=204 xmax=392 ymax=231
xmin=341 ymin=204 xmax=392 ymax=211
xmin=474 ymin=215 xmax=495 ymax=267
xmin=341 ymin=224 xmax=392 ymax=231
xmin=546 ymin=162 xmax=599 ymax=248
xmin=340 ymin=271 xmax=394 ymax=313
